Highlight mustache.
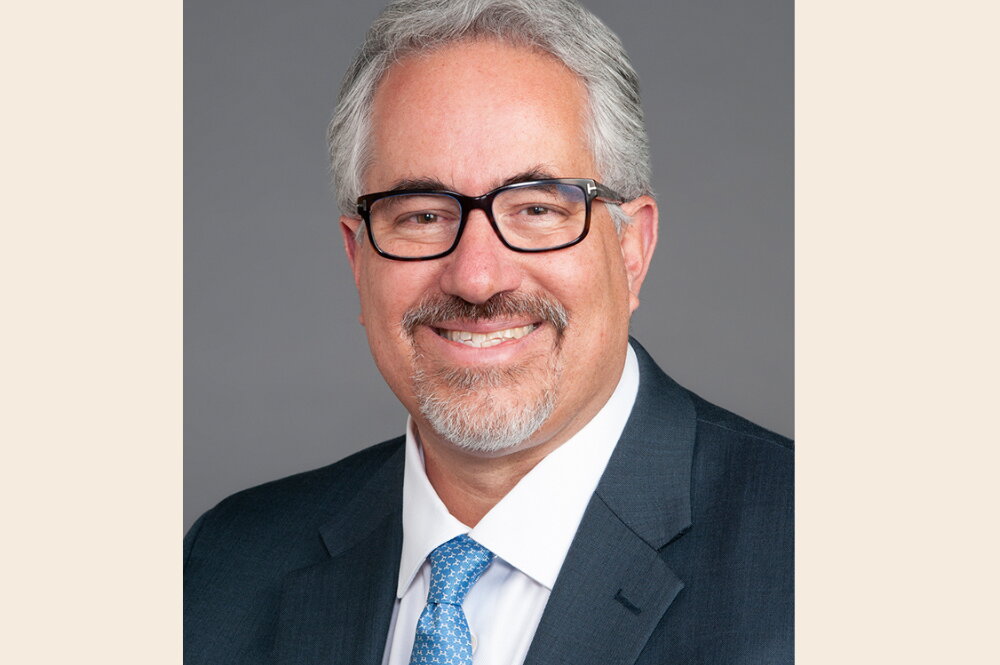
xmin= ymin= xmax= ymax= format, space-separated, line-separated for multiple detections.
xmin=401 ymin=291 xmax=569 ymax=337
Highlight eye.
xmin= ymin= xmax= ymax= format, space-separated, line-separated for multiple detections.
xmin=402 ymin=212 xmax=440 ymax=224
xmin=526 ymin=206 xmax=549 ymax=216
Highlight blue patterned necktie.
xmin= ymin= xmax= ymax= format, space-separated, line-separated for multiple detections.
xmin=408 ymin=534 xmax=495 ymax=665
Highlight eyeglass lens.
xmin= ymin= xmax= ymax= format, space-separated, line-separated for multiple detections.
xmin=367 ymin=182 xmax=587 ymax=258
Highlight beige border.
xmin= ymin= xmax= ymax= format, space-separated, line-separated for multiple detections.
xmin=4 ymin=0 xmax=999 ymax=662
xmin=3 ymin=1 xmax=181 ymax=662
xmin=798 ymin=0 xmax=998 ymax=662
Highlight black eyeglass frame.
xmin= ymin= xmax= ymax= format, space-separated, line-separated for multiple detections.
xmin=355 ymin=178 xmax=626 ymax=261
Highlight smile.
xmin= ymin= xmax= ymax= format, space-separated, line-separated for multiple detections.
xmin=434 ymin=324 xmax=538 ymax=348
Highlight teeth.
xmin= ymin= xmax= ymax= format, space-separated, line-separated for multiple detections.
xmin=439 ymin=324 xmax=537 ymax=348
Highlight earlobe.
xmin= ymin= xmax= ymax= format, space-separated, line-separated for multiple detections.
xmin=617 ymin=196 xmax=658 ymax=314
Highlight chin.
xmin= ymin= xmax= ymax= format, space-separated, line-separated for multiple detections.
xmin=413 ymin=355 xmax=561 ymax=455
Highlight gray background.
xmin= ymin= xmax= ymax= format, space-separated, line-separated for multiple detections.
xmin=184 ymin=0 xmax=793 ymax=531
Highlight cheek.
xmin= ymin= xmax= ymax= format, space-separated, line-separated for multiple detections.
xmin=355 ymin=263 xmax=396 ymax=339
xmin=358 ymin=261 xmax=435 ymax=333
xmin=546 ymin=241 xmax=628 ymax=311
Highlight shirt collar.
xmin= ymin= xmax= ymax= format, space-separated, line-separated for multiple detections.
xmin=397 ymin=344 xmax=640 ymax=597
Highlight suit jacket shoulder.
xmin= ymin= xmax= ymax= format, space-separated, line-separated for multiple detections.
xmin=184 ymin=437 xmax=405 ymax=664
xmin=638 ymin=349 xmax=793 ymax=663
xmin=651 ymin=388 xmax=793 ymax=663
xmin=688 ymin=390 xmax=792 ymax=451
xmin=186 ymin=436 xmax=403 ymax=562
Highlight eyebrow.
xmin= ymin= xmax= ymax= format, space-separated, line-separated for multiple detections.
xmin=385 ymin=166 xmax=559 ymax=195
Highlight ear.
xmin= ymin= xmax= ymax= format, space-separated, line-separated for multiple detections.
xmin=617 ymin=195 xmax=658 ymax=315
xmin=340 ymin=215 xmax=366 ymax=326
xmin=340 ymin=215 xmax=364 ymax=289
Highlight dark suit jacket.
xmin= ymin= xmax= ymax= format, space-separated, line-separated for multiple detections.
xmin=184 ymin=339 xmax=793 ymax=664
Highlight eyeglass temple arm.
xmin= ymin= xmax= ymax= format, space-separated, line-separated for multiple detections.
xmin=593 ymin=182 xmax=626 ymax=204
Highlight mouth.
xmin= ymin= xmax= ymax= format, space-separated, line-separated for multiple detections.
xmin=433 ymin=323 xmax=539 ymax=348
xmin=402 ymin=292 xmax=568 ymax=358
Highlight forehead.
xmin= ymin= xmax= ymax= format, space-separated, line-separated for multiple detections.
xmin=366 ymin=40 xmax=595 ymax=194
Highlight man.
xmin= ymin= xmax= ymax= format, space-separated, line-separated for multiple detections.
xmin=184 ymin=0 xmax=793 ymax=663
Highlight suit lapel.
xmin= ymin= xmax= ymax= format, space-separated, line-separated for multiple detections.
xmin=274 ymin=441 xmax=405 ymax=665
xmin=521 ymin=495 xmax=684 ymax=665
xmin=523 ymin=340 xmax=697 ymax=665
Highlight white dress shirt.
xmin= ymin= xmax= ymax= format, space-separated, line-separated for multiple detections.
xmin=380 ymin=344 xmax=640 ymax=665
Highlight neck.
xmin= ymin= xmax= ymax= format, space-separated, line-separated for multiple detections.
xmin=417 ymin=429 xmax=563 ymax=527
xmin=414 ymin=388 xmax=613 ymax=526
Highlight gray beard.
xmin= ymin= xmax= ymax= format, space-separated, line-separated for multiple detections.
xmin=413 ymin=356 xmax=559 ymax=454
xmin=403 ymin=290 xmax=568 ymax=454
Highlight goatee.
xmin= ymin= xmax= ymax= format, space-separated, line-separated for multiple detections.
xmin=404 ymin=291 xmax=567 ymax=453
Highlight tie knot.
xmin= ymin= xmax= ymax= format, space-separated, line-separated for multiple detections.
xmin=426 ymin=534 xmax=495 ymax=605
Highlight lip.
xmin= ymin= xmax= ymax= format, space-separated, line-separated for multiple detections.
xmin=432 ymin=318 xmax=540 ymax=334
xmin=416 ymin=319 xmax=547 ymax=364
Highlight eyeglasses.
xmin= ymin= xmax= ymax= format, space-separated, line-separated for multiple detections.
xmin=355 ymin=178 xmax=625 ymax=261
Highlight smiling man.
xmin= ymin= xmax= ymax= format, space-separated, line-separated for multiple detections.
xmin=184 ymin=1 xmax=793 ymax=664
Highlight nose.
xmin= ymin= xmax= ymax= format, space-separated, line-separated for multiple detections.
xmin=438 ymin=210 xmax=523 ymax=304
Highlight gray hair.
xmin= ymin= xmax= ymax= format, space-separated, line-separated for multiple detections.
xmin=328 ymin=0 xmax=652 ymax=230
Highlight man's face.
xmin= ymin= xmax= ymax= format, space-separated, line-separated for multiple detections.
xmin=342 ymin=40 xmax=656 ymax=458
